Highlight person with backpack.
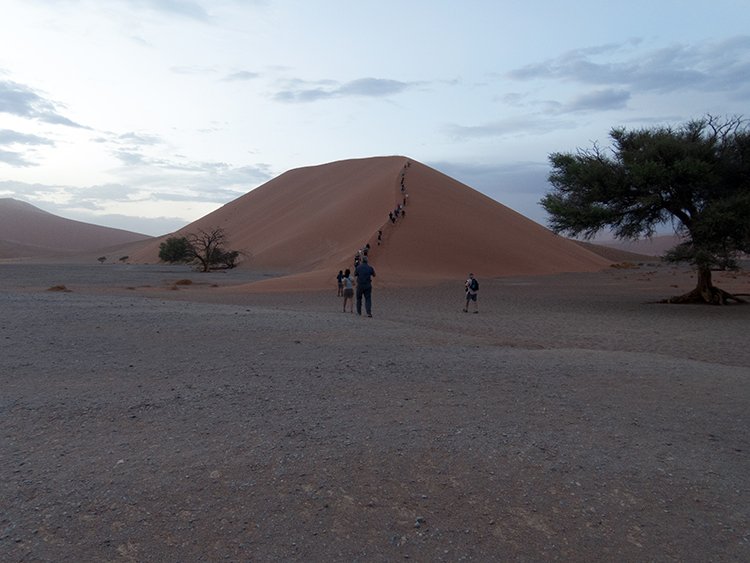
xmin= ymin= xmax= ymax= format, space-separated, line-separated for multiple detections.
xmin=464 ymin=273 xmax=479 ymax=313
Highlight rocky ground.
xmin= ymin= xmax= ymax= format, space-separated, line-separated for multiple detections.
xmin=1 ymin=262 xmax=748 ymax=561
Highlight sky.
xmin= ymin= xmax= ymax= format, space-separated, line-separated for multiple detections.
xmin=1 ymin=0 xmax=749 ymax=236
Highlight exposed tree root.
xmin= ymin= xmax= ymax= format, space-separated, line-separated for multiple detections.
xmin=662 ymin=286 xmax=747 ymax=305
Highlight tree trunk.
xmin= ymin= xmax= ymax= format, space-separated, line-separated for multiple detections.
xmin=697 ymin=266 xmax=715 ymax=303
xmin=664 ymin=265 xmax=746 ymax=304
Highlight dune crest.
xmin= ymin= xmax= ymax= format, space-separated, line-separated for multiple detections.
xmin=130 ymin=156 xmax=611 ymax=289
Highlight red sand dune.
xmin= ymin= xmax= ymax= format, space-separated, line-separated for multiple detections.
xmin=130 ymin=156 xmax=611 ymax=289
xmin=0 ymin=198 xmax=151 ymax=259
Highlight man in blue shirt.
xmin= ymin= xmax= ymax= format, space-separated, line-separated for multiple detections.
xmin=354 ymin=256 xmax=376 ymax=317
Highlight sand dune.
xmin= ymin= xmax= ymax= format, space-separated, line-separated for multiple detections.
xmin=595 ymin=234 xmax=683 ymax=257
xmin=130 ymin=156 xmax=611 ymax=289
xmin=0 ymin=198 xmax=151 ymax=259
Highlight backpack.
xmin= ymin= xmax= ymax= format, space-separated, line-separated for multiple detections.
xmin=470 ymin=278 xmax=479 ymax=291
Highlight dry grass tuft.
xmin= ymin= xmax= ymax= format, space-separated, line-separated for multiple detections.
xmin=47 ymin=285 xmax=71 ymax=292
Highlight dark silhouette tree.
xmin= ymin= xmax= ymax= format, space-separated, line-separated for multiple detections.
xmin=186 ymin=227 xmax=239 ymax=272
xmin=159 ymin=229 xmax=241 ymax=270
xmin=216 ymin=249 xmax=240 ymax=269
xmin=542 ymin=115 xmax=750 ymax=304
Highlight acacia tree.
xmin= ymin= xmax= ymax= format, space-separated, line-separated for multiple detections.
xmin=541 ymin=116 xmax=750 ymax=304
xmin=159 ymin=236 xmax=191 ymax=263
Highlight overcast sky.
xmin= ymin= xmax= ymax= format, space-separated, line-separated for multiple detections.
xmin=1 ymin=0 xmax=749 ymax=235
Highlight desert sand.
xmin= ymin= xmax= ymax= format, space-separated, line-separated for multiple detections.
xmin=1 ymin=260 xmax=748 ymax=561
xmin=2 ymin=157 xmax=748 ymax=559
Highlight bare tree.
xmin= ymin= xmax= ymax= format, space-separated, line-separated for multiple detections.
xmin=186 ymin=227 xmax=235 ymax=272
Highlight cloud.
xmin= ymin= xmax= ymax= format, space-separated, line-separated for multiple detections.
xmin=0 ymin=164 xmax=271 ymax=235
xmin=103 ymin=131 xmax=165 ymax=166
xmin=118 ymin=131 xmax=163 ymax=145
xmin=0 ymin=179 xmax=84 ymax=207
xmin=273 ymin=77 xmax=411 ymax=103
xmin=450 ymin=36 xmax=750 ymax=141
xmin=338 ymin=78 xmax=408 ymax=96
xmin=445 ymin=115 xmax=578 ymax=139
xmin=223 ymin=70 xmax=259 ymax=82
xmin=34 ymin=197 xmax=188 ymax=235
xmin=105 ymin=143 xmax=273 ymax=201
xmin=0 ymin=79 xmax=86 ymax=128
xmin=565 ymin=89 xmax=630 ymax=112
xmin=69 ymin=183 xmax=139 ymax=206
xmin=0 ymin=129 xmax=54 ymax=167
xmin=124 ymin=0 xmax=210 ymax=21
xmin=507 ymin=35 xmax=750 ymax=95
xmin=0 ymin=129 xmax=54 ymax=146
xmin=0 ymin=149 xmax=34 ymax=167
xmin=98 ymin=124 xmax=272 ymax=188
xmin=113 ymin=150 xmax=147 ymax=166
xmin=64 ymin=211 xmax=187 ymax=236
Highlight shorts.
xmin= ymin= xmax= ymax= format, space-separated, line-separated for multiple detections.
xmin=344 ymin=288 xmax=354 ymax=297
xmin=466 ymin=292 xmax=477 ymax=302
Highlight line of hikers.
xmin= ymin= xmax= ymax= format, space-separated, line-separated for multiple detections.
xmin=334 ymin=161 xmax=483 ymax=317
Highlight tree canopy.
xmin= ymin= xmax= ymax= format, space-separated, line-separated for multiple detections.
xmin=159 ymin=236 xmax=192 ymax=263
xmin=541 ymin=116 xmax=750 ymax=304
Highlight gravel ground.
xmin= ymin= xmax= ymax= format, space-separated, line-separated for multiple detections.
xmin=1 ymin=263 xmax=749 ymax=561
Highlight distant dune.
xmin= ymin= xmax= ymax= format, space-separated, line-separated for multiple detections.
xmin=130 ymin=156 xmax=611 ymax=289
xmin=0 ymin=198 xmax=151 ymax=259
xmin=572 ymin=240 xmax=660 ymax=264
xmin=594 ymin=234 xmax=683 ymax=257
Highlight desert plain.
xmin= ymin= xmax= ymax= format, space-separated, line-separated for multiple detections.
xmin=1 ymin=260 xmax=748 ymax=561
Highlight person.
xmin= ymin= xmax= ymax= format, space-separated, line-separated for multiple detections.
xmin=341 ymin=268 xmax=354 ymax=313
xmin=354 ymin=256 xmax=376 ymax=317
xmin=377 ymin=230 xmax=382 ymax=245
xmin=464 ymin=273 xmax=479 ymax=313
xmin=336 ymin=270 xmax=344 ymax=297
